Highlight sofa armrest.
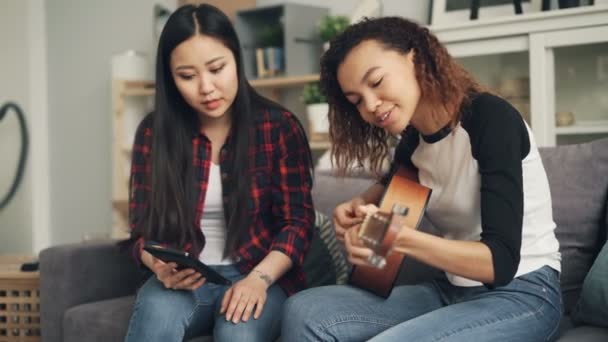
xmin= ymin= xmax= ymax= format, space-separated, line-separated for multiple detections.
xmin=39 ymin=240 xmax=140 ymax=342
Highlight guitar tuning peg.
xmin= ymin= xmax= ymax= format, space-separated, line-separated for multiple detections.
xmin=391 ymin=203 xmax=409 ymax=216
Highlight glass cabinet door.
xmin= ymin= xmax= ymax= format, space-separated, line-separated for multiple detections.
xmin=531 ymin=25 xmax=608 ymax=146
xmin=553 ymin=42 xmax=608 ymax=145
xmin=447 ymin=35 xmax=533 ymax=127
xmin=457 ymin=52 xmax=531 ymax=125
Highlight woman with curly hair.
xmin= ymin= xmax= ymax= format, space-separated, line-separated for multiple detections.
xmin=283 ymin=16 xmax=562 ymax=341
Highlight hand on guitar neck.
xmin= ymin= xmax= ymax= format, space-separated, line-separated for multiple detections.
xmin=345 ymin=166 xmax=432 ymax=298
xmin=332 ymin=197 xmax=367 ymax=242
xmin=333 ymin=183 xmax=386 ymax=242
xmin=346 ymin=203 xmax=409 ymax=268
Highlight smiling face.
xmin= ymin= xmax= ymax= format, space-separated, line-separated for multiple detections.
xmin=337 ymin=39 xmax=421 ymax=135
xmin=170 ymin=34 xmax=238 ymax=125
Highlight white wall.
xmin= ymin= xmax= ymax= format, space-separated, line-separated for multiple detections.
xmin=0 ymin=1 xmax=34 ymax=254
xmin=45 ymin=0 xmax=175 ymax=246
xmin=256 ymin=0 xmax=431 ymax=24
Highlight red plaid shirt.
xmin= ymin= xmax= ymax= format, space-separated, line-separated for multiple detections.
xmin=128 ymin=108 xmax=314 ymax=295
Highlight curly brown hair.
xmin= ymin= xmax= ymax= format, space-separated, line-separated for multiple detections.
xmin=320 ymin=16 xmax=484 ymax=174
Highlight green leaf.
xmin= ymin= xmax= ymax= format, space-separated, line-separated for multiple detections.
xmin=301 ymin=82 xmax=327 ymax=104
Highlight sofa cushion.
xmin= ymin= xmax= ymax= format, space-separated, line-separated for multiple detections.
xmin=572 ymin=241 xmax=608 ymax=328
xmin=556 ymin=325 xmax=608 ymax=342
xmin=63 ymin=296 xmax=135 ymax=342
xmin=312 ymin=172 xmax=375 ymax=219
xmin=302 ymin=211 xmax=350 ymax=287
xmin=539 ymin=138 xmax=608 ymax=313
xmin=64 ymin=295 xmax=214 ymax=342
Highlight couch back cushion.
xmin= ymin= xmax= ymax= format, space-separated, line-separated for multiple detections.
xmin=539 ymin=138 xmax=608 ymax=313
xmin=312 ymin=172 xmax=375 ymax=219
xmin=604 ymin=196 xmax=608 ymax=240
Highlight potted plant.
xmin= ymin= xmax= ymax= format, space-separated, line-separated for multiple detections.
xmin=302 ymin=82 xmax=329 ymax=138
xmin=318 ymin=15 xmax=350 ymax=51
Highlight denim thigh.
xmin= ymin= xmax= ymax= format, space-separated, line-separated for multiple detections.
xmin=282 ymin=282 xmax=444 ymax=342
xmin=125 ymin=274 xmax=206 ymax=342
xmin=185 ymin=264 xmax=247 ymax=339
xmin=369 ymin=266 xmax=563 ymax=342
xmin=212 ymin=282 xmax=287 ymax=342
xmin=125 ymin=264 xmax=246 ymax=342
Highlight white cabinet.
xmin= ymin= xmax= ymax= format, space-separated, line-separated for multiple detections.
xmin=433 ymin=5 xmax=608 ymax=146
xmin=532 ymin=25 xmax=608 ymax=145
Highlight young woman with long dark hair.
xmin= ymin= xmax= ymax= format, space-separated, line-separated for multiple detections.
xmin=124 ymin=4 xmax=313 ymax=341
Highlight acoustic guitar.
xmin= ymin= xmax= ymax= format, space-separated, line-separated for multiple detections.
xmin=348 ymin=166 xmax=432 ymax=298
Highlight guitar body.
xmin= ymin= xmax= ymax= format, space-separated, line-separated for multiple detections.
xmin=349 ymin=166 xmax=432 ymax=298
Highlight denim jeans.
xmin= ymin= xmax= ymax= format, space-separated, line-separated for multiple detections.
xmin=283 ymin=266 xmax=562 ymax=342
xmin=125 ymin=264 xmax=286 ymax=342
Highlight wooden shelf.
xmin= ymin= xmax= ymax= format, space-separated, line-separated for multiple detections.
xmin=113 ymin=199 xmax=129 ymax=220
xmin=555 ymin=121 xmax=608 ymax=135
xmin=309 ymin=140 xmax=331 ymax=150
xmin=119 ymin=80 xmax=155 ymax=96
xmin=249 ymin=74 xmax=319 ymax=88
xmin=122 ymin=141 xmax=330 ymax=152
xmin=116 ymin=75 xmax=320 ymax=97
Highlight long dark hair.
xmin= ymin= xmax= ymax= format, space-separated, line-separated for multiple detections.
xmin=138 ymin=4 xmax=273 ymax=257
xmin=320 ymin=17 xmax=484 ymax=174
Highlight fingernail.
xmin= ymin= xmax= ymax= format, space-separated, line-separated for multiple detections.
xmin=226 ymin=315 xmax=231 ymax=321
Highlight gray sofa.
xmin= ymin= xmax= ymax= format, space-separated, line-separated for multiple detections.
xmin=40 ymin=138 xmax=608 ymax=342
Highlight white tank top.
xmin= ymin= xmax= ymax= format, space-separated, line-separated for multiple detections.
xmin=198 ymin=163 xmax=233 ymax=265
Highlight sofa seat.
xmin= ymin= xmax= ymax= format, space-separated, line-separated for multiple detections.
xmin=557 ymin=325 xmax=608 ymax=342
xmin=557 ymin=316 xmax=608 ymax=341
xmin=64 ymin=296 xmax=135 ymax=342
xmin=64 ymin=295 xmax=214 ymax=342
xmin=63 ymin=292 xmax=608 ymax=342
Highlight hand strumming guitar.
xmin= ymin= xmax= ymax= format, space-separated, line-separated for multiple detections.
xmin=333 ymin=197 xmax=366 ymax=242
xmin=344 ymin=204 xmax=379 ymax=266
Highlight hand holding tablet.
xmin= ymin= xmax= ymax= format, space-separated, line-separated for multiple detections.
xmin=143 ymin=241 xmax=232 ymax=286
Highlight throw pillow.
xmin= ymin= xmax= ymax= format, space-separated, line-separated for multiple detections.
xmin=572 ymin=241 xmax=608 ymax=327
xmin=538 ymin=138 xmax=608 ymax=313
xmin=302 ymin=210 xmax=350 ymax=288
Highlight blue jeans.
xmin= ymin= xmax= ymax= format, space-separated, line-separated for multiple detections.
xmin=125 ymin=264 xmax=286 ymax=342
xmin=283 ymin=266 xmax=562 ymax=341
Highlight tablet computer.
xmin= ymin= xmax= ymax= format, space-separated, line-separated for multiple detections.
xmin=143 ymin=242 xmax=232 ymax=286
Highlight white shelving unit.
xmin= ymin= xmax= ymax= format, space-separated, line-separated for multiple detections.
xmin=111 ymin=80 xmax=154 ymax=239
xmin=555 ymin=121 xmax=608 ymax=135
xmin=433 ymin=4 xmax=608 ymax=146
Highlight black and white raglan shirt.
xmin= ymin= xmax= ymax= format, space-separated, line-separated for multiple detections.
xmin=385 ymin=93 xmax=561 ymax=287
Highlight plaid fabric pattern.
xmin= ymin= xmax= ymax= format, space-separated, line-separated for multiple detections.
xmin=128 ymin=108 xmax=314 ymax=295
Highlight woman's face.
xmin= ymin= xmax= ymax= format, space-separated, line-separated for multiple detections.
xmin=170 ymin=34 xmax=238 ymax=124
xmin=337 ymin=39 xmax=421 ymax=135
